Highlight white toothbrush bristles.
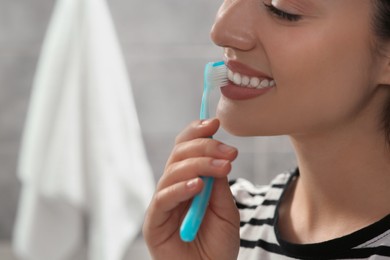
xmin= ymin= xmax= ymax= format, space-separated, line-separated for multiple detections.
xmin=200 ymin=61 xmax=227 ymax=120
xmin=206 ymin=62 xmax=228 ymax=90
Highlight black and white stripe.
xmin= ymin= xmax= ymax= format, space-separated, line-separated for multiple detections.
xmin=230 ymin=169 xmax=390 ymax=259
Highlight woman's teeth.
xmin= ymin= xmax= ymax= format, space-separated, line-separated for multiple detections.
xmin=227 ymin=69 xmax=275 ymax=89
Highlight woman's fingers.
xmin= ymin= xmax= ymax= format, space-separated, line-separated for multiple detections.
xmin=143 ymin=178 xmax=204 ymax=246
xmin=158 ymin=157 xmax=232 ymax=190
xmin=144 ymin=118 xmax=241 ymax=256
xmin=159 ymin=118 xmax=238 ymax=191
xmin=174 ymin=118 xmax=220 ymax=144
xmin=153 ymin=178 xmax=203 ymax=218
xmin=166 ymin=118 xmax=237 ymax=168
xmin=167 ymin=137 xmax=238 ymax=165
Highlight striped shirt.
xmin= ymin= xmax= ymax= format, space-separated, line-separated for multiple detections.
xmin=229 ymin=169 xmax=390 ymax=259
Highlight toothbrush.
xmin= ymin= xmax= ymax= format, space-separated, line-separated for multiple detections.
xmin=180 ymin=61 xmax=228 ymax=242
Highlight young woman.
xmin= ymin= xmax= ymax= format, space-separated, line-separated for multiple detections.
xmin=143 ymin=0 xmax=390 ymax=259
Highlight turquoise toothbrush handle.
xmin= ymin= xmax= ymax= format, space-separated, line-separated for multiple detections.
xmin=180 ymin=176 xmax=214 ymax=242
xmin=180 ymin=61 xmax=224 ymax=242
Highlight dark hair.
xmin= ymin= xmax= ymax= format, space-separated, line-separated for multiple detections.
xmin=373 ymin=0 xmax=390 ymax=146
xmin=373 ymin=0 xmax=390 ymax=40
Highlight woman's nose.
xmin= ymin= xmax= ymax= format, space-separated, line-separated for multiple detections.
xmin=210 ymin=0 xmax=257 ymax=51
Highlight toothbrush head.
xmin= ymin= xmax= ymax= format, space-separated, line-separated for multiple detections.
xmin=200 ymin=61 xmax=228 ymax=120
xmin=204 ymin=61 xmax=228 ymax=92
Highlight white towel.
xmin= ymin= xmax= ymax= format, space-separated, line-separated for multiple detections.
xmin=13 ymin=0 xmax=155 ymax=259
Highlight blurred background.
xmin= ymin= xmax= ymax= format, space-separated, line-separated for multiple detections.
xmin=0 ymin=0 xmax=296 ymax=259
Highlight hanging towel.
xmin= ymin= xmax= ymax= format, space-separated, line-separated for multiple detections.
xmin=13 ymin=0 xmax=155 ymax=259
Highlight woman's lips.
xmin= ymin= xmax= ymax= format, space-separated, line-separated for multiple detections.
xmin=220 ymin=60 xmax=275 ymax=100
xmin=225 ymin=60 xmax=273 ymax=78
xmin=220 ymin=83 xmax=273 ymax=100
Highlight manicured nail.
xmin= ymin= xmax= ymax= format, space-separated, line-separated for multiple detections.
xmin=186 ymin=178 xmax=199 ymax=190
xmin=211 ymin=159 xmax=228 ymax=167
xmin=218 ymin=144 xmax=236 ymax=154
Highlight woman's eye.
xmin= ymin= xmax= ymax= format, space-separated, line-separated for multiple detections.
xmin=264 ymin=3 xmax=302 ymax=22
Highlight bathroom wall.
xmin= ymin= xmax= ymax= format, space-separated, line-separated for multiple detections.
xmin=0 ymin=0 xmax=296 ymax=250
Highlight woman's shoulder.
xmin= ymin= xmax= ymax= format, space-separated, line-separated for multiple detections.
xmin=229 ymin=169 xmax=297 ymax=209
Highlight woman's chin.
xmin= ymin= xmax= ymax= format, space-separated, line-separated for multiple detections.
xmin=217 ymin=109 xmax=254 ymax=136
xmin=217 ymin=115 xmax=257 ymax=137
xmin=217 ymin=112 xmax=286 ymax=137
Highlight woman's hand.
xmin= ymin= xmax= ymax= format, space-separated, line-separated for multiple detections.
xmin=143 ymin=118 xmax=240 ymax=260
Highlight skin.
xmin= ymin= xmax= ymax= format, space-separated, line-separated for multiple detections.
xmin=212 ymin=0 xmax=390 ymax=243
xmin=144 ymin=0 xmax=390 ymax=258
xmin=143 ymin=119 xmax=240 ymax=260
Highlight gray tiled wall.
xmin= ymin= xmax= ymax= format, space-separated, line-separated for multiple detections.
xmin=0 ymin=0 xmax=296 ymax=253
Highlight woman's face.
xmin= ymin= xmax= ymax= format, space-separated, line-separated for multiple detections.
xmin=211 ymin=0 xmax=387 ymax=137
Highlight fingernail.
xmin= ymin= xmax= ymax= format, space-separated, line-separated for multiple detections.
xmin=211 ymin=159 xmax=228 ymax=167
xmin=186 ymin=178 xmax=199 ymax=190
xmin=218 ymin=144 xmax=236 ymax=154
xmin=200 ymin=119 xmax=213 ymax=126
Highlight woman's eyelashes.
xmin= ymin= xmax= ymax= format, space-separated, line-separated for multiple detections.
xmin=263 ymin=3 xmax=302 ymax=22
